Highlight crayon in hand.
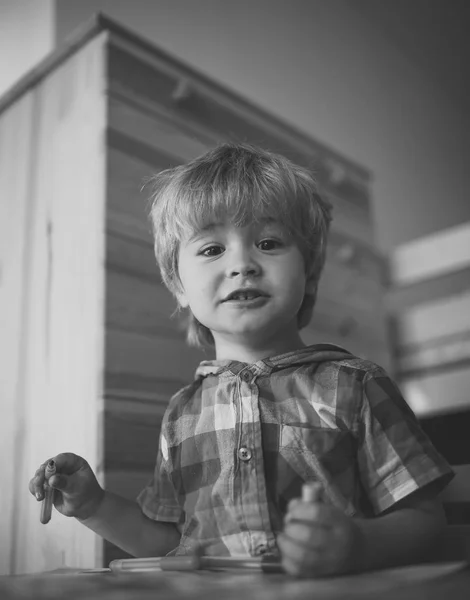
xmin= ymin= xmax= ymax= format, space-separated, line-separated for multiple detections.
xmin=301 ymin=481 xmax=323 ymax=503
xmin=40 ymin=460 xmax=56 ymax=524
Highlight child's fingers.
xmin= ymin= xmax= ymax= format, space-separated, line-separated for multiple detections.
xmin=285 ymin=498 xmax=302 ymax=513
xmin=283 ymin=521 xmax=330 ymax=549
xmin=277 ymin=533 xmax=321 ymax=577
xmin=51 ymin=452 xmax=85 ymax=474
xmin=47 ymin=474 xmax=68 ymax=491
xmin=30 ymin=479 xmax=45 ymax=500
xmin=47 ymin=473 xmax=84 ymax=498
xmin=29 ymin=462 xmax=51 ymax=500
xmin=29 ymin=454 xmax=76 ymax=494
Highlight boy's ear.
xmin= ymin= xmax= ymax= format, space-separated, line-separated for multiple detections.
xmin=305 ymin=275 xmax=317 ymax=296
xmin=176 ymin=289 xmax=189 ymax=308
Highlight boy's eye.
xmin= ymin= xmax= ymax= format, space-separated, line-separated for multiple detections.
xmin=200 ymin=245 xmax=223 ymax=257
xmin=258 ymin=239 xmax=281 ymax=251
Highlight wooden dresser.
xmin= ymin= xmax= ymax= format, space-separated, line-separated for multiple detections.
xmin=0 ymin=14 xmax=389 ymax=573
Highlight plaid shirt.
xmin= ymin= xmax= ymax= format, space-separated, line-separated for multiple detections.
xmin=137 ymin=344 xmax=453 ymax=557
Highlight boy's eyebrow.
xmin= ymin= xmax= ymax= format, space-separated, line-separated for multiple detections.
xmin=259 ymin=218 xmax=283 ymax=228
xmin=185 ymin=218 xmax=283 ymax=243
xmin=186 ymin=223 xmax=221 ymax=243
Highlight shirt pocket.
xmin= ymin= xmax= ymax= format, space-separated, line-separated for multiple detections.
xmin=280 ymin=423 xmax=345 ymax=455
xmin=279 ymin=424 xmax=356 ymax=516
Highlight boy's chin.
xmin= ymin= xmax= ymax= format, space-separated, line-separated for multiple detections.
xmin=212 ymin=322 xmax=281 ymax=342
xmin=207 ymin=312 xmax=299 ymax=341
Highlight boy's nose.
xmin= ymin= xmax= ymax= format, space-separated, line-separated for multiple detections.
xmin=228 ymin=264 xmax=259 ymax=278
xmin=226 ymin=253 xmax=260 ymax=278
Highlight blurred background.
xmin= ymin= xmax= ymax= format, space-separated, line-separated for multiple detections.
xmin=1 ymin=0 xmax=469 ymax=576
xmin=2 ymin=0 xmax=470 ymax=249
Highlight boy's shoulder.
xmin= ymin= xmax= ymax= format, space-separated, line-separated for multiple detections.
xmin=301 ymin=347 xmax=388 ymax=382
xmin=328 ymin=354 xmax=387 ymax=376
xmin=298 ymin=353 xmax=392 ymax=407
xmin=162 ymin=378 xmax=204 ymax=422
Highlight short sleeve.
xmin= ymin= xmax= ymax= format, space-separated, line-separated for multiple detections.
xmin=356 ymin=368 xmax=454 ymax=514
xmin=136 ymin=425 xmax=183 ymax=523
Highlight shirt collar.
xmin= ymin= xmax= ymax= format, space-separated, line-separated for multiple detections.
xmin=194 ymin=344 xmax=353 ymax=380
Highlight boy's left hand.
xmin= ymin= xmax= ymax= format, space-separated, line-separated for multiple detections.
xmin=278 ymin=498 xmax=363 ymax=578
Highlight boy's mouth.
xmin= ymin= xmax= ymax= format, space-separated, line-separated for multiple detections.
xmin=222 ymin=288 xmax=267 ymax=302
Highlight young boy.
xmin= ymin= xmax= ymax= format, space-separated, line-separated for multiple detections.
xmin=30 ymin=143 xmax=453 ymax=577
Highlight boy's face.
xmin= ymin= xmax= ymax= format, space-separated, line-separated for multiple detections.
xmin=177 ymin=219 xmax=313 ymax=354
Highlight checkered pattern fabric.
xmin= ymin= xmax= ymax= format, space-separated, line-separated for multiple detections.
xmin=137 ymin=344 xmax=454 ymax=556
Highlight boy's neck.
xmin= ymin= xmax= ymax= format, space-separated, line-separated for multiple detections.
xmin=213 ymin=330 xmax=307 ymax=364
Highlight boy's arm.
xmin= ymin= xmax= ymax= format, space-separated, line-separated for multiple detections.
xmin=354 ymin=369 xmax=454 ymax=571
xmin=280 ymin=487 xmax=447 ymax=577
xmin=78 ymin=490 xmax=181 ymax=558
xmin=355 ymin=490 xmax=447 ymax=571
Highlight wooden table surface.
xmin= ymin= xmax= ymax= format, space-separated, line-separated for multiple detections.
xmin=1 ymin=562 xmax=469 ymax=599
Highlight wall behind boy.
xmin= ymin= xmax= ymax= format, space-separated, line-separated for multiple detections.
xmin=0 ymin=0 xmax=55 ymax=94
xmin=52 ymin=0 xmax=470 ymax=253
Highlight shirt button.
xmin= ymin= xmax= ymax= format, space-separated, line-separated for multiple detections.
xmin=238 ymin=447 xmax=252 ymax=461
xmin=241 ymin=371 xmax=252 ymax=382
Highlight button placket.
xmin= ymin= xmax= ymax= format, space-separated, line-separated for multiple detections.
xmin=238 ymin=370 xmax=256 ymax=465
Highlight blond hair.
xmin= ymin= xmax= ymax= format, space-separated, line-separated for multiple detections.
xmin=148 ymin=143 xmax=332 ymax=347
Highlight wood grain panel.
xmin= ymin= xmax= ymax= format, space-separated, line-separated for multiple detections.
xmin=108 ymin=42 xmax=371 ymax=212
xmin=105 ymin=329 xmax=208 ymax=385
xmin=106 ymin=148 xmax=159 ymax=243
xmin=105 ymin=371 xmax=187 ymax=404
xmin=104 ymin=402 xmax=164 ymax=471
xmin=105 ymin=469 xmax=153 ymax=502
xmin=106 ymin=268 xmax=178 ymax=338
xmin=0 ymin=91 xmax=35 ymax=577
xmin=106 ymin=231 xmax=158 ymax=280
xmin=2 ymin=34 xmax=108 ymax=574
xmin=108 ymin=94 xmax=211 ymax=162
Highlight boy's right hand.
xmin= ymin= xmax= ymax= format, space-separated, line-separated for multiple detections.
xmin=29 ymin=452 xmax=105 ymax=521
